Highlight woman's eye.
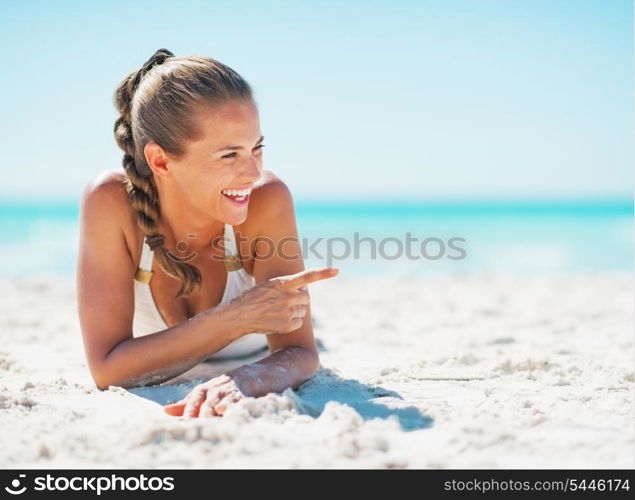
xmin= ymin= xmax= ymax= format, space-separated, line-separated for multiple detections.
xmin=221 ymin=144 xmax=265 ymax=160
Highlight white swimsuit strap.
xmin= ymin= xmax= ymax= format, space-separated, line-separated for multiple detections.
xmin=139 ymin=239 xmax=153 ymax=271
xmin=223 ymin=224 xmax=245 ymax=272
xmin=224 ymin=224 xmax=238 ymax=256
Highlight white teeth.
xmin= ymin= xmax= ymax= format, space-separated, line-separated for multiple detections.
xmin=222 ymin=188 xmax=250 ymax=197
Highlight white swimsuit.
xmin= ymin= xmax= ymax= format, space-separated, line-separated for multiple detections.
xmin=132 ymin=223 xmax=269 ymax=360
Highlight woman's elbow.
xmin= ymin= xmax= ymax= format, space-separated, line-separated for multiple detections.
xmin=90 ymin=366 xmax=113 ymax=391
xmin=87 ymin=358 xmax=120 ymax=391
xmin=84 ymin=339 xmax=131 ymax=390
xmin=94 ymin=381 xmax=110 ymax=391
xmin=93 ymin=371 xmax=131 ymax=391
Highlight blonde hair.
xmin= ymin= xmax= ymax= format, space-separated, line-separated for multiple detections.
xmin=113 ymin=48 xmax=253 ymax=297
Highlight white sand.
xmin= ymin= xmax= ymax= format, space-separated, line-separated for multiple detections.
xmin=0 ymin=272 xmax=633 ymax=469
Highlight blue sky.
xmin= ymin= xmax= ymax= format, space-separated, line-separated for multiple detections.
xmin=1 ymin=0 xmax=632 ymax=201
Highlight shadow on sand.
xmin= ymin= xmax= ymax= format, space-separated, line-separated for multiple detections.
xmin=128 ymin=339 xmax=432 ymax=432
xmin=291 ymin=367 xmax=433 ymax=432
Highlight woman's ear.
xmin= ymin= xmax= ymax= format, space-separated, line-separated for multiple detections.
xmin=144 ymin=142 xmax=171 ymax=178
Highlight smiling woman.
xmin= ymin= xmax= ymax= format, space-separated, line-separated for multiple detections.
xmin=76 ymin=48 xmax=339 ymax=418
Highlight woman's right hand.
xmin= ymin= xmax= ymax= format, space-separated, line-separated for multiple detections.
xmin=225 ymin=267 xmax=339 ymax=335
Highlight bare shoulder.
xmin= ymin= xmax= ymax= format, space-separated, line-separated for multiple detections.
xmin=79 ymin=169 xmax=138 ymax=257
xmin=242 ymin=170 xmax=295 ymax=232
xmin=82 ymin=169 xmax=129 ymax=207
xmin=234 ymin=170 xmax=296 ymax=275
xmin=250 ymin=170 xmax=294 ymax=213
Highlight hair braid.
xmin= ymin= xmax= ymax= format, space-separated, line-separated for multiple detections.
xmin=113 ymin=48 xmax=202 ymax=298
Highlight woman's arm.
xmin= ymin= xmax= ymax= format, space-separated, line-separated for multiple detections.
xmin=77 ymin=174 xmax=246 ymax=390
xmin=226 ymin=345 xmax=319 ymax=397
xmin=228 ymin=179 xmax=324 ymax=393
xmin=162 ymin=266 xmax=336 ymax=418
xmin=95 ymin=305 xmax=244 ymax=390
xmin=163 ymin=179 xmax=335 ymax=417
xmin=163 ymin=345 xmax=318 ymax=418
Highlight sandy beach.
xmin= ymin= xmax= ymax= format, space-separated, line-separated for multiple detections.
xmin=0 ymin=272 xmax=633 ymax=469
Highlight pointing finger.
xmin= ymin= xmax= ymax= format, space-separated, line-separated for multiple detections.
xmin=280 ymin=268 xmax=339 ymax=291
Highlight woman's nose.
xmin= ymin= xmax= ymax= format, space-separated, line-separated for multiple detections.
xmin=239 ymin=158 xmax=262 ymax=183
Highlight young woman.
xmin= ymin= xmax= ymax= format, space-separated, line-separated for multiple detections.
xmin=76 ymin=48 xmax=338 ymax=418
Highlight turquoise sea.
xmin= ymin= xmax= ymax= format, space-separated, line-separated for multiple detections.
xmin=0 ymin=198 xmax=632 ymax=278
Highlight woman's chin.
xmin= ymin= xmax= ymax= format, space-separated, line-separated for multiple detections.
xmin=222 ymin=207 xmax=249 ymax=226
xmin=220 ymin=195 xmax=250 ymax=224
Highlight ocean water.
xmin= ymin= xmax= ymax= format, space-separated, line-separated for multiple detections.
xmin=0 ymin=198 xmax=632 ymax=278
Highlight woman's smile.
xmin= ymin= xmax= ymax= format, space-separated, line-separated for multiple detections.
xmin=221 ymin=191 xmax=250 ymax=205
xmin=220 ymin=185 xmax=254 ymax=205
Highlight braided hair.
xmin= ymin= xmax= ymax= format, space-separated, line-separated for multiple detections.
xmin=113 ymin=48 xmax=253 ymax=297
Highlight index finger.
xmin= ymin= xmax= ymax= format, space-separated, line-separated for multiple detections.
xmin=280 ymin=267 xmax=339 ymax=290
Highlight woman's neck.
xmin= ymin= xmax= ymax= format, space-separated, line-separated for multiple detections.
xmin=157 ymin=197 xmax=225 ymax=254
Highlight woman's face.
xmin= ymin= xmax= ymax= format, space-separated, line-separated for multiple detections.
xmin=163 ymin=99 xmax=264 ymax=226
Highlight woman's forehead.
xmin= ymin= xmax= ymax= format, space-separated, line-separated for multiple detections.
xmin=196 ymin=100 xmax=258 ymax=130
xmin=194 ymin=101 xmax=260 ymax=145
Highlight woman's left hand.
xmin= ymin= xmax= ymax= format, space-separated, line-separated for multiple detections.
xmin=163 ymin=373 xmax=250 ymax=418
